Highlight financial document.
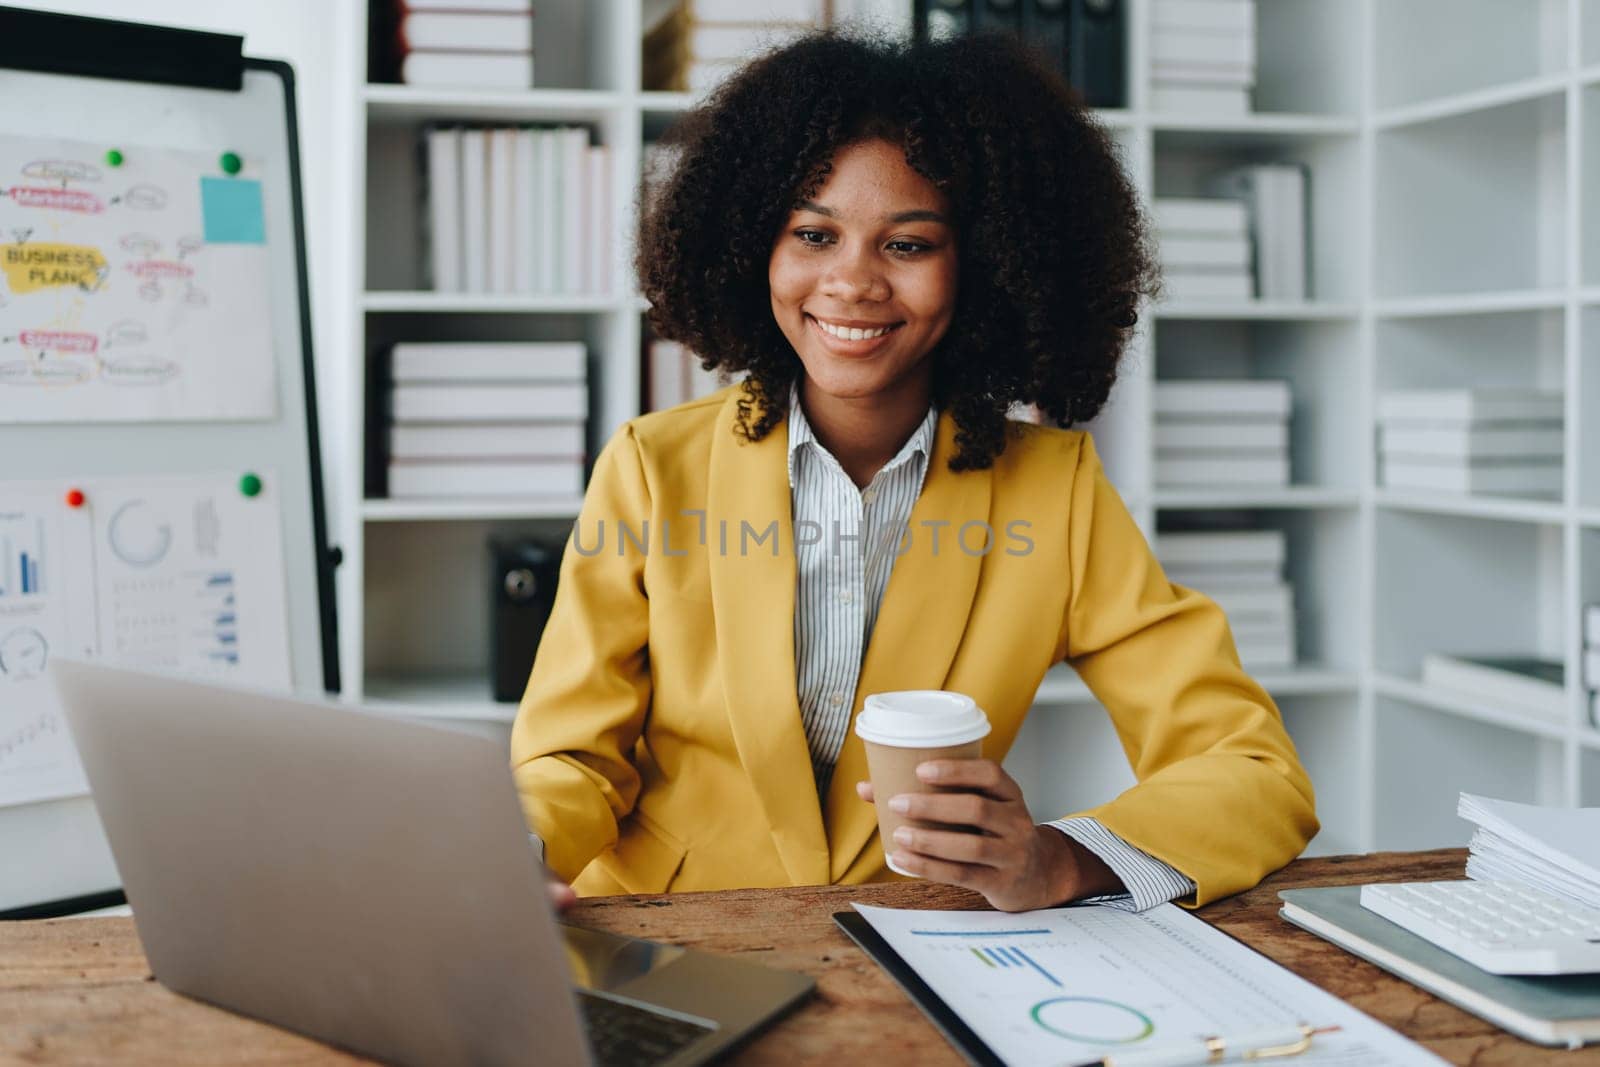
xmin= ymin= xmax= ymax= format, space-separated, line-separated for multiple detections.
xmin=854 ymin=902 xmax=1445 ymax=1066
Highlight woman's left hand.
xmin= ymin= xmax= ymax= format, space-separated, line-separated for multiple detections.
xmin=856 ymin=758 xmax=1116 ymax=913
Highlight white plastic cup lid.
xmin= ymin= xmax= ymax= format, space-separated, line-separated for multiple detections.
xmin=854 ymin=690 xmax=991 ymax=748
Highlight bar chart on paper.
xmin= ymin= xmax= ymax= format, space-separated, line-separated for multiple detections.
xmin=852 ymin=904 xmax=1445 ymax=1066
xmin=0 ymin=513 xmax=46 ymax=598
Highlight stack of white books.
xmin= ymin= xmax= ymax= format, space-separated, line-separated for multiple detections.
xmin=1153 ymin=198 xmax=1253 ymax=302
xmin=1209 ymin=163 xmax=1309 ymax=301
xmin=1153 ymin=379 xmax=1292 ymax=488
xmin=1460 ymin=793 xmax=1600 ymax=911
xmin=398 ymin=0 xmax=535 ymax=89
xmin=1377 ymin=388 xmax=1564 ymax=498
xmin=1155 ymin=529 xmax=1296 ymax=668
xmin=385 ymin=342 xmax=587 ymax=499
xmin=1585 ymin=603 xmax=1600 ymax=729
xmin=643 ymin=0 xmax=820 ymax=94
xmin=647 ymin=338 xmax=729 ymax=412
xmin=1421 ymin=652 xmax=1566 ymax=721
xmin=1150 ymin=0 xmax=1256 ymax=115
xmin=424 ymin=125 xmax=610 ymax=296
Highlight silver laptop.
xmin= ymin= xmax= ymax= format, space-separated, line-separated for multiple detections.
xmin=50 ymin=658 xmax=813 ymax=1067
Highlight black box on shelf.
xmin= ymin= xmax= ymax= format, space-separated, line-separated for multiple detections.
xmin=912 ymin=0 xmax=1127 ymax=109
xmin=490 ymin=538 xmax=561 ymax=703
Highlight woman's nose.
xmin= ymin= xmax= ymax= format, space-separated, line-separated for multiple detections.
xmin=820 ymin=250 xmax=889 ymax=302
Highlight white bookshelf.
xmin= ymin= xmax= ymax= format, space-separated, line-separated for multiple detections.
xmin=334 ymin=1 xmax=1600 ymax=863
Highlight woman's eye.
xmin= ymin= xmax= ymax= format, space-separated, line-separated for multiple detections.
xmin=794 ymin=229 xmax=832 ymax=246
xmin=888 ymin=240 xmax=930 ymax=255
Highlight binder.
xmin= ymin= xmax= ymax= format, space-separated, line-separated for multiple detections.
xmin=972 ymin=0 xmax=1021 ymax=34
xmin=424 ymin=127 xmax=463 ymax=292
xmin=487 ymin=128 xmax=515 ymax=293
xmin=460 ymin=128 xmax=488 ymax=293
xmin=1020 ymin=0 xmax=1069 ymax=79
xmin=1068 ymin=0 xmax=1126 ymax=108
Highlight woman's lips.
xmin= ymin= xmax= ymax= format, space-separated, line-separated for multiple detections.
xmin=805 ymin=313 xmax=904 ymax=356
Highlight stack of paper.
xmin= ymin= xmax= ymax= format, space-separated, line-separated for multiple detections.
xmin=1209 ymin=163 xmax=1309 ymax=301
xmin=1153 ymin=198 xmax=1253 ymax=302
xmin=384 ymin=342 xmax=587 ymax=499
xmin=1377 ymin=388 xmax=1563 ymax=498
xmin=646 ymin=338 xmax=729 ymax=412
xmin=1155 ymin=529 xmax=1295 ymax=668
xmin=1460 ymin=793 xmax=1600 ymax=912
xmin=424 ymin=125 xmax=610 ymax=296
xmin=1150 ymin=0 xmax=1255 ymax=115
xmin=642 ymin=0 xmax=821 ymax=94
xmin=1153 ymin=379 xmax=1291 ymax=487
xmin=397 ymin=1 xmax=536 ymax=89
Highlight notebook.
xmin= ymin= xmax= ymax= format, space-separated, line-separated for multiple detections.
xmin=1279 ymin=885 xmax=1600 ymax=1049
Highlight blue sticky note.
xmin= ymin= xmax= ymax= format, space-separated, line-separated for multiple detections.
xmin=201 ymin=177 xmax=265 ymax=244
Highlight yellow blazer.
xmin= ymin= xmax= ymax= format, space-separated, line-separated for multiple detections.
xmin=511 ymin=387 xmax=1317 ymax=905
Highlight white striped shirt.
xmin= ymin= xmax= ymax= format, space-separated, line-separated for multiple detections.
xmin=786 ymin=393 xmax=1195 ymax=911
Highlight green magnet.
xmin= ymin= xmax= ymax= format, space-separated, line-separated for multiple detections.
xmin=105 ymin=149 xmax=124 ymax=167
xmin=220 ymin=151 xmax=242 ymax=175
xmin=239 ymin=472 xmax=263 ymax=497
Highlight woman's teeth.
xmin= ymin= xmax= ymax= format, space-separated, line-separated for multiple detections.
xmin=816 ymin=319 xmax=895 ymax=341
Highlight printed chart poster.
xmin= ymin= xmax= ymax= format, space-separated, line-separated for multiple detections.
xmin=0 ymin=491 xmax=84 ymax=807
xmin=0 ymin=135 xmax=278 ymax=423
xmin=0 ymin=474 xmax=293 ymax=809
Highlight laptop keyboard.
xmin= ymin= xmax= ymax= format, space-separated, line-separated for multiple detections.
xmin=576 ymin=990 xmax=716 ymax=1066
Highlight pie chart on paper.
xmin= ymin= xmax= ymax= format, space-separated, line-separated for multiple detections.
xmin=108 ymin=499 xmax=172 ymax=567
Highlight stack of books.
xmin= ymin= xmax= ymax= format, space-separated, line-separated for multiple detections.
xmin=423 ymin=125 xmax=611 ymax=296
xmin=646 ymin=338 xmax=728 ymax=412
xmin=1586 ymin=603 xmax=1599 ymax=728
xmin=1153 ymin=379 xmax=1292 ymax=488
xmin=1155 ymin=529 xmax=1296 ymax=669
xmin=1153 ymin=198 xmax=1253 ymax=302
xmin=1150 ymin=0 xmax=1255 ymax=114
xmin=391 ymin=0 xmax=536 ymax=89
xmin=643 ymin=0 xmax=821 ymax=94
xmin=384 ymin=342 xmax=587 ymax=499
xmin=1377 ymin=388 xmax=1564 ymax=499
xmin=1421 ymin=652 xmax=1565 ymax=722
xmin=1209 ymin=163 xmax=1309 ymax=301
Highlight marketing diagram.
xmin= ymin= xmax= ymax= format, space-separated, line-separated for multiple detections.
xmin=0 ymin=134 xmax=278 ymax=423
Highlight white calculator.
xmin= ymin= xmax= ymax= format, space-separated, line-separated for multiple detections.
xmin=1360 ymin=880 xmax=1600 ymax=975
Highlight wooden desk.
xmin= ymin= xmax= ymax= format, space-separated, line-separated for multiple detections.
xmin=2 ymin=849 xmax=1596 ymax=1065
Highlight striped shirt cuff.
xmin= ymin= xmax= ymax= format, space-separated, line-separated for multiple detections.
xmin=1046 ymin=817 xmax=1196 ymax=912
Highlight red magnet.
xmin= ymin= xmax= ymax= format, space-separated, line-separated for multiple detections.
xmin=65 ymin=488 xmax=86 ymax=508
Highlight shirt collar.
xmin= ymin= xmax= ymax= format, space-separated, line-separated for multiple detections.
xmin=786 ymin=383 xmax=938 ymax=489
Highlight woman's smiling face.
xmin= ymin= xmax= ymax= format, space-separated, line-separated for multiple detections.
xmin=768 ymin=138 xmax=958 ymax=407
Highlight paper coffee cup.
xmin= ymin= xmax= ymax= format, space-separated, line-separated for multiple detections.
xmin=855 ymin=691 xmax=991 ymax=877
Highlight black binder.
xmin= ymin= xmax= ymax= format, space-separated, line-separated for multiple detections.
xmin=1068 ymin=0 xmax=1126 ymax=109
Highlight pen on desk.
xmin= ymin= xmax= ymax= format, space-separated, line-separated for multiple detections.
xmin=1064 ymin=1024 xmax=1341 ymax=1067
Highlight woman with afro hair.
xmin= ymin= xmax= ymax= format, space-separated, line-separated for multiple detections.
xmin=511 ymin=31 xmax=1316 ymax=913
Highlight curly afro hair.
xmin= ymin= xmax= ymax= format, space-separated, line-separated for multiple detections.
xmin=635 ymin=30 xmax=1160 ymax=471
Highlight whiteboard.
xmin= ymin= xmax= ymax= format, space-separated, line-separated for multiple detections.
xmin=0 ymin=57 xmax=337 ymax=913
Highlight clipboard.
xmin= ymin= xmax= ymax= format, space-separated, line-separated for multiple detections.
xmin=833 ymin=910 xmax=1006 ymax=1067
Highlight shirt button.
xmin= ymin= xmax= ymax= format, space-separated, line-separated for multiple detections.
xmin=829 ymin=694 xmax=845 ymax=708
xmin=838 ymin=589 xmax=854 ymax=604
xmin=861 ymin=488 xmax=878 ymax=504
